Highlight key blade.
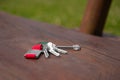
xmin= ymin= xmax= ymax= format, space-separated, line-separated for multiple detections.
xmin=44 ymin=49 xmax=49 ymax=58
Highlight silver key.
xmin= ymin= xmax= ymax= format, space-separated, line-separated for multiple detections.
xmin=42 ymin=44 xmax=49 ymax=58
xmin=57 ymin=45 xmax=80 ymax=51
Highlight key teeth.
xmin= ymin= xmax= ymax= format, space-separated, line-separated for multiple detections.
xmin=45 ymin=54 xmax=49 ymax=58
xmin=56 ymin=54 xmax=60 ymax=57
xmin=50 ymin=49 xmax=60 ymax=56
xmin=61 ymin=50 xmax=67 ymax=54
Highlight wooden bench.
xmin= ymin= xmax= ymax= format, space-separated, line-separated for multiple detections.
xmin=0 ymin=12 xmax=120 ymax=80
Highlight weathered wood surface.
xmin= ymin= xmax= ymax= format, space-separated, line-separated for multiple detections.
xmin=0 ymin=12 xmax=120 ymax=80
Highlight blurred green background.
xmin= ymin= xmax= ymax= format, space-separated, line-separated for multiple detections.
xmin=0 ymin=0 xmax=120 ymax=35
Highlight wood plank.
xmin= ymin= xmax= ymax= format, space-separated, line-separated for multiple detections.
xmin=0 ymin=12 xmax=120 ymax=80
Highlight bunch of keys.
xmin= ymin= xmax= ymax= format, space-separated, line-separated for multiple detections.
xmin=24 ymin=42 xmax=80 ymax=59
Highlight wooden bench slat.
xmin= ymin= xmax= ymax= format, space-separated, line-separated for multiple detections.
xmin=0 ymin=12 xmax=120 ymax=80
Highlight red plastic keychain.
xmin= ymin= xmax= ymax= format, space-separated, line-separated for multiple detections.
xmin=24 ymin=44 xmax=43 ymax=59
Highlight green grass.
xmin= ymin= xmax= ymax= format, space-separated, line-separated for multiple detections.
xmin=0 ymin=0 xmax=120 ymax=36
xmin=104 ymin=0 xmax=120 ymax=36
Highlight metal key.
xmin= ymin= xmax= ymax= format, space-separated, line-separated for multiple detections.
xmin=57 ymin=45 xmax=80 ymax=51
xmin=42 ymin=44 xmax=49 ymax=58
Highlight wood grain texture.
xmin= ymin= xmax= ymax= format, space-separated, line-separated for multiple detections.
xmin=0 ymin=12 xmax=120 ymax=80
